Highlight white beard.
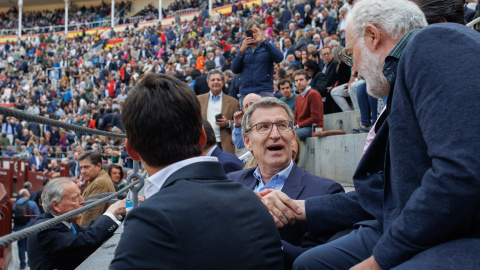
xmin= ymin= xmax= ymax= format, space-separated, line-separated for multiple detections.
xmin=357 ymin=39 xmax=390 ymax=99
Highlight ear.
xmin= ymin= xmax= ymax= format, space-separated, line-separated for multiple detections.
xmin=364 ymin=24 xmax=382 ymax=51
xmin=51 ymin=200 xmax=61 ymax=214
xmin=243 ymin=133 xmax=253 ymax=152
xmin=199 ymin=126 xmax=207 ymax=149
xmin=125 ymin=139 xmax=141 ymax=161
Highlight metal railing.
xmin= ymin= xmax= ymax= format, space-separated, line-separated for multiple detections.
xmin=467 ymin=17 xmax=480 ymax=30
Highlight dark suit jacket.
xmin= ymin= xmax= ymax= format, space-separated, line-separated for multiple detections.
xmin=193 ymin=74 xmax=210 ymax=95
xmin=111 ymin=113 xmax=124 ymax=132
xmin=198 ymin=93 xmax=239 ymax=154
xmin=228 ymin=163 xmax=344 ymax=269
xmin=27 ymin=213 xmax=118 ymax=270
xmin=210 ymin=146 xmax=243 ymax=174
xmin=28 ymin=122 xmax=41 ymax=137
xmin=110 ymin=161 xmax=283 ymax=269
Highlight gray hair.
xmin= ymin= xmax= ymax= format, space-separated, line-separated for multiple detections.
xmin=346 ymin=0 xmax=427 ymax=41
xmin=41 ymin=178 xmax=74 ymax=214
xmin=242 ymin=97 xmax=294 ymax=136
xmin=207 ymin=69 xmax=224 ymax=82
xmin=245 ymin=21 xmax=261 ymax=31
xmin=313 ymin=34 xmax=320 ymax=39
xmin=280 ymin=60 xmax=291 ymax=68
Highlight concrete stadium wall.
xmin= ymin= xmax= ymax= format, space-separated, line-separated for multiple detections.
xmin=298 ymin=111 xmax=367 ymax=186
xmin=298 ymin=133 xmax=367 ymax=187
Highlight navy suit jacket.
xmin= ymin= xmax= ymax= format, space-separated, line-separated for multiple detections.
xmin=27 ymin=213 xmax=118 ymax=270
xmin=210 ymin=146 xmax=243 ymax=174
xmin=111 ymin=161 xmax=283 ymax=269
xmin=304 ymin=24 xmax=480 ymax=269
xmin=228 ymin=163 xmax=344 ymax=269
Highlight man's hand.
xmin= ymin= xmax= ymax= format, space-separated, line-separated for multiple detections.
xmin=240 ymin=37 xmax=255 ymax=53
xmin=233 ymin=111 xmax=244 ymax=126
xmin=106 ymin=199 xmax=127 ymax=216
xmin=258 ymin=189 xmax=305 ymax=228
xmin=216 ymin=116 xmax=229 ymax=128
xmin=350 ymin=256 xmax=382 ymax=270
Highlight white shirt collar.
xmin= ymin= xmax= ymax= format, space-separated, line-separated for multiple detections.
xmin=144 ymin=156 xmax=218 ymax=199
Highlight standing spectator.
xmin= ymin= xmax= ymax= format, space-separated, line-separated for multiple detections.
xmin=13 ymin=188 xmax=40 ymax=269
xmin=231 ymin=21 xmax=284 ymax=106
xmin=198 ymin=70 xmax=239 ymax=154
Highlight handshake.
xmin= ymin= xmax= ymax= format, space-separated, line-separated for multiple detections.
xmin=255 ymin=189 xmax=306 ymax=228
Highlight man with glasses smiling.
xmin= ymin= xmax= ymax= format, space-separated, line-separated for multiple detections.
xmin=228 ymin=97 xmax=343 ymax=269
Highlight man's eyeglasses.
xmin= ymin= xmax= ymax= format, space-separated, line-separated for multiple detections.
xmin=246 ymin=120 xmax=293 ymax=134
xmin=338 ymin=31 xmax=364 ymax=67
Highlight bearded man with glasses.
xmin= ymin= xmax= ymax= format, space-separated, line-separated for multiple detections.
xmin=228 ymin=97 xmax=344 ymax=269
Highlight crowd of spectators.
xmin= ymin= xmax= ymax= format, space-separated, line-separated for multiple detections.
xmin=0 ymin=1 xmax=132 ymax=36
xmin=2 ymin=0 xmax=480 ymax=268
xmin=0 ymin=0 xmax=478 ymax=165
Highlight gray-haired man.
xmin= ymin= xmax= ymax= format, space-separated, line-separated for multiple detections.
xmin=27 ymin=178 xmax=125 ymax=270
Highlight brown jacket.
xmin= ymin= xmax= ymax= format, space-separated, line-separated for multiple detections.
xmin=79 ymin=170 xmax=116 ymax=226
xmin=198 ymin=93 xmax=239 ymax=154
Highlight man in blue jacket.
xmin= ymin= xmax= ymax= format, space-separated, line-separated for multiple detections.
xmin=231 ymin=21 xmax=284 ymax=107
xmin=259 ymin=0 xmax=480 ymax=269
xmin=13 ymin=188 xmax=40 ymax=269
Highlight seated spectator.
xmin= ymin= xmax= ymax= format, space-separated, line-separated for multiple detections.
xmin=329 ymin=46 xmax=354 ymax=112
xmin=232 ymin=93 xmax=262 ymax=150
xmin=2 ymin=145 xmax=14 ymax=157
xmin=78 ymin=151 xmax=116 ymax=226
xmin=28 ymin=178 xmax=126 ymax=270
xmin=107 ymin=163 xmax=126 ymax=191
xmin=227 ymin=97 xmax=344 ymax=269
xmin=293 ymin=70 xmax=324 ymax=140
xmin=201 ymin=119 xmax=243 ymax=174
xmin=278 ymin=79 xmax=297 ymax=113
xmin=303 ymin=60 xmax=327 ymax=100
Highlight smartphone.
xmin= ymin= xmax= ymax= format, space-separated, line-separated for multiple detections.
xmin=215 ymin=113 xmax=223 ymax=121
xmin=245 ymin=30 xmax=253 ymax=38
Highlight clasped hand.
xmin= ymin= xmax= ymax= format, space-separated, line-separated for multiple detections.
xmin=256 ymin=189 xmax=306 ymax=228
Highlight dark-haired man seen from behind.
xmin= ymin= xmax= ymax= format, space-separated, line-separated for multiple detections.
xmin=110 ymin=73 xmax=282 ymax=269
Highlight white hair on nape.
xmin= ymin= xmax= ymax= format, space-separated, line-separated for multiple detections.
xmin=346 ymin=0 xmax=427 ymax=41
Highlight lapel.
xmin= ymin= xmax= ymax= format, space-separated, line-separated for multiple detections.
xmin=280 ymin=163 xmax=305 ymax=199
xmin=199 ymin=94 xmax=208 ymax=119
xmin=221 ymin=94 xmax=230 ymax=117
xmin=238 ymin=168 xmax=258 ymax=190
xmin=161 ymin=161 xmax=227 ymax=189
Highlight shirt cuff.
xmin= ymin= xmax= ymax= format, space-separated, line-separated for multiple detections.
xmin=103 ymin=212 xmax=121 ymax=225
xmin=227 ymin=120 xmax=231 ymax=129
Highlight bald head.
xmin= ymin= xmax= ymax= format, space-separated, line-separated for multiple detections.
xmin=19 ymin=188 xmax=30 ymax=198
xmin=242 ymin=93 xmax=262 ymax=112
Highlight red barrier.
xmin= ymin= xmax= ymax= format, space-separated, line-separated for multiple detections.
xmin=59 ymin=164 xmax=70 ymax=178
xmin=27 ymin=171 xmax=45 ymax=192
xmin=0 ymin=165 xmax=13 ymax=198
xmin=0 ymin=183 xmax=13 ymax=270
xmin=15 ymin=159 xmax=30 ymax=196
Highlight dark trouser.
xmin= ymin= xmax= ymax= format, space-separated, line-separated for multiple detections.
xmin=18 ymin=237 xmax=27 ymax=268
xmin=293 ymin=226 xmax=382 ymax=270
